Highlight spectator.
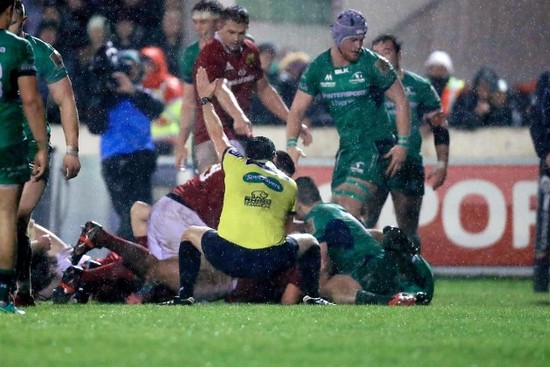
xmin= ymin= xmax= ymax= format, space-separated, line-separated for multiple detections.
xmin=73 ymin=14 xmax=111 ymax=123
xmin=140 ymin=46 xmax=183 ymax=155
xmin=86 ymin=45 xmax=164 ymax=240
xmin=529 ymin=71 xmax=550 ymax=292
xmin=450 ymin=66 xmax=513 ymax=129
xmin=111 ymin=12 xmax=145 ymax=50
xmin=425 ymin=50 xmax=465 ymax=117
xmin=156 ymin=8 xmax=184 ymax=76
xmin=276 ymin=51 xmax=332 ymax=127
xmin=249 ymin=42 xmax=284 ymax=126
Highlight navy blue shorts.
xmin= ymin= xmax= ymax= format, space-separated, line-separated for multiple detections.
xmin=201 ymin=230 xmax=299 ymax=279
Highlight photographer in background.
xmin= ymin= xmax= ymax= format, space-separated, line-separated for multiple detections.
xmin=86 ymin=44 xmax=164 ymax=241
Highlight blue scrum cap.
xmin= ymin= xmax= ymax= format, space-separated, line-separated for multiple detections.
xmin=331 ymin=9 xmax=368 ymax=46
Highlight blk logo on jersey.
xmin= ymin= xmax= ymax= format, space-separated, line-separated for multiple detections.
xmin=244 ymin=190 xmax=272 ymax=208
xmin=243 ymin=172 xmax=283 ymax=192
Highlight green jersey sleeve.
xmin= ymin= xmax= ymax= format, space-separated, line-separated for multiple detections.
xmin=178 ymin=42 xmax=200 ymax=84
xmin=26 ymin=34 xmax=67 ymax=84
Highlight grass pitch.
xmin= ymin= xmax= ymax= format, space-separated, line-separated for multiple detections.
xmin=2 ymin=278 xmax=550 ymax=367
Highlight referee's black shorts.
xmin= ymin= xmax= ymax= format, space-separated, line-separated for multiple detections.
xmin=201 ymin=230 xmax=299 ymax=279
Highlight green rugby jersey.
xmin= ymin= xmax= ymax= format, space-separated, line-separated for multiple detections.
xmin=299 ymin=48 xmax=397 ymax=149
xmin=305 ymin=202 xmax=383 ymax=275
xmin=384 ymin=70 xmax=441 ymax=158
xmin=22 ymin=33 xmax=67 ymax=141
xmin=178 ymin=41 xmax=200 ymax=84
xmin=0 ymin=29 xmax=36 ymax=148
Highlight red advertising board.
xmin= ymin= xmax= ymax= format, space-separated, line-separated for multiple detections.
xmin=296 ymin=163 xmax=539 ymax=267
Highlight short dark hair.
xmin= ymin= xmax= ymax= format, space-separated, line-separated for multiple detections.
xmin=258 ymin=42 xmax=276 ymax=55
xmin=0 ymin=0 xmax=14 ymax=14
xmin=246 ymin=136 xmax=276 ymax=161
xmin=192 ymin=0 xmax=223 ymax=15
xmin=274 ymin=150 xmax=295 ymax=177
xmin=371 ymin=33 xmax=401 ymax=54
xmin=296 ymin=176 xmax=322 ymax=205
xmin=221 ymin=5 xmax=249 ymax=25
xmin=13 ymin=0 xmax=23 ymax=16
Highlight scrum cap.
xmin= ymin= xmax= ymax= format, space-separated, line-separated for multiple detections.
xmin=331 ymin=9 xmax=368 ymax=46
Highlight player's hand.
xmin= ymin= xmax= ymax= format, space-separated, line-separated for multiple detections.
xmin=300 ymin=123 xmax=313 ymax=146
xmin=32 ymin=149 xmax=49 ymax=182
xmin=427 ymin=163 xmax=448 ymax=190
xmin=62 ymin=154 xmax=81 ymax=180
xmin=287 ymin=146 xmax=305 ymax=166
xmin=196 ymin=67 xmax=216 ymax=99
xmin=384 ymin=145 xmax=406 ymax=177
xmin=34 ymin=234 xmax=52 ymax=252
xmin=175 ymin=143 xmax=188 ymax=169
xmin=113 ymin=72 xmax=135 ymax=94
xmin=233 ymin=115 xmax=253 ymax=137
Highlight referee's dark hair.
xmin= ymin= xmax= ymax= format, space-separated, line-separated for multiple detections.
xmin=0 ymin=0 xmax=15 ymax=13
xmin=246 ymin=136 xmax=276 ymax=161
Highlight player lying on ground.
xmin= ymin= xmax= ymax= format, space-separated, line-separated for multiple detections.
xmin=294 ymin=176 xmax=434 ymax=305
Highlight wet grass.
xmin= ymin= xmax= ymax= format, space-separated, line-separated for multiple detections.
xmin=2 ymin=278 xmax=550 ymax=367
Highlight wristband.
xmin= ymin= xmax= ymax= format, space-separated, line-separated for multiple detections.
xmin=286 ymin=137 xmax=298 ymax=148
xmin=397 ymin=135 xmax=409 ymax=148
xmin=66 ymin=145 xmax=79 ymax=156
xmin=199 ymin=97 xmax=212 ymax=105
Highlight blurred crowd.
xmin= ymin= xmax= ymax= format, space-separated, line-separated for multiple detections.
xmin=25 ymin=0 xmax=537 ymax=131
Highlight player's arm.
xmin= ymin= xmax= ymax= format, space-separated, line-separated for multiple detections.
xmin=383 ymin=78 xmax=411 ymax=177
xmin=19 ymin=75 xmax=49 ymax=181
xmin=213 ymin=78 xmax=252 ymax=137
xmin=425 ymin=109 xmax=450 ymax=190
xmin=286 ymin=90 xmax=314 ymax=165
xmin=48 ymin=76 xmax=81 ymax=180
xmin=196 ymin=67 xmax=231 ymax=161
xmin=175 ymin=82 xmax=196 ymax=168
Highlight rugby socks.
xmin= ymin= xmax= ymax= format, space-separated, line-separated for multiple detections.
xmin=0 ymin=269 xmax=15 ymax=305
xmin=178 ymin=241 xmax=201 ymax=298
xmin=15 ymin=231 xmax=32 ymax=294
xmin=297 ymin=245 xmax=321 ymax=298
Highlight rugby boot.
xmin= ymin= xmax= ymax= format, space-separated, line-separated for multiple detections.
xmin=52 ymin=265 xmax=84 ymax=304
xmin=388 ymin=292 xmax=416 ymax=306
xmin=302 ymin=295 xmax=335 ymax=305
xmin=159 ymin=296 xmax=195 ymax=306
xmin=0 ymin=301 xmax=25 ymax=315
xmin=71 ymin=221 xmax=103 ymax=264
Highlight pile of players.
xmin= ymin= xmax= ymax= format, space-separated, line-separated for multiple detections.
xmin=4 ymin=2 xmax=445 ymax=312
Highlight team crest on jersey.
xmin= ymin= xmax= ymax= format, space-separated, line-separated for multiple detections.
xmin=350 ymin=161 xmax=366 ymax=174
xmin=238 ymin=68 xmax=247 ymax=77
xmin=349 ymin=71 xmax=365 ymax=84
xmin=50 ymin=50 xmax=64 ymax=70
xmin=246 ymin=53 xmax=255 ymax=65
xmin=243 ymin=172 xmax=283 ymax=192
xmin=0 ymin=47 xmax=5 ymax=53
xmin=244 ymin=190 xmax=272 ymax=208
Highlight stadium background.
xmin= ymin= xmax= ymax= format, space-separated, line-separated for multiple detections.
xmin=34 ymin=0 xmax=549 ymax=276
